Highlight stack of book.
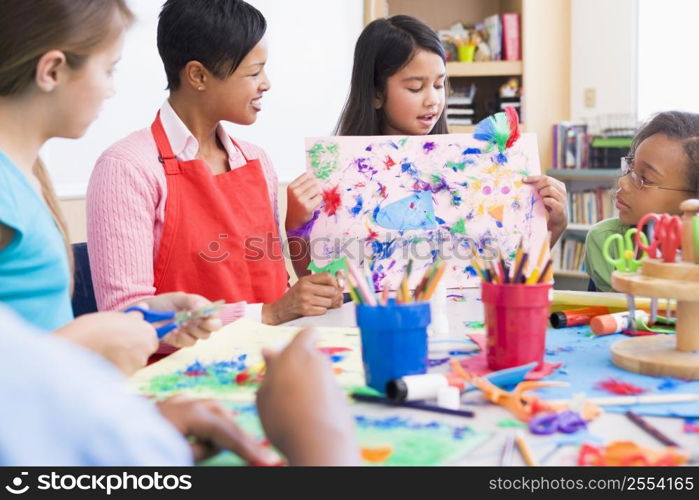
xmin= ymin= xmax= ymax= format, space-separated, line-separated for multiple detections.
xmin=552 ymin=237 xmax=587 ymax=274
xmin=446 ymin=85 xmax=476 ymax=126
xmin=552 ymin=122 xmax=588 ymax=169
xmin=568 ymin=188 xmax=618 ymax=225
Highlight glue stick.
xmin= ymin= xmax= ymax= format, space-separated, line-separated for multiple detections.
xmin=385 ymin=373 xmax=465 ymax=402
xmin=430 ymin=280 xmax=450 ymax=338
xmin=590 ymin=310 xmax=648 ymax=336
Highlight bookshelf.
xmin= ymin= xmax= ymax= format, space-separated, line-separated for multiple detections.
xmin=548 ymin=168 xmax=619 ymax=290
xmin=364 ymin=0 xmax=572 ymax=163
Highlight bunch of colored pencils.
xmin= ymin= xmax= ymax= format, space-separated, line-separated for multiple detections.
xmin=397 ymin=259 xmax=446 ymax=303
xmin=471 ymin=233 xmax=553 ymax=285
xmin=345 ymin=258 xmax=447 ymax=306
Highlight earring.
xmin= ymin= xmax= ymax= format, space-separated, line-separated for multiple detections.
xmin=198 ymin=86 xmax=204 ymax=91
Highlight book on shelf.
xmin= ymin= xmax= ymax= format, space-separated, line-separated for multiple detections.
xmin=553 ymin=237 xmax=587 ymax=274
xmin=484 ymin=14 xmax=502 ymax=61
xmin=568 ymin=188 xmax=618 ymax=225
xmin=552 ymin=122 xmax=588 ymax=169
xmin=447 ymin=118 xmax=474 ymax=126
xmin=501 ymin=13 xmax=520 ymax=61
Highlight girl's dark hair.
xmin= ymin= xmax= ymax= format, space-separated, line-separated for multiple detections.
xmin=631 ymin=111 xmax=699 ymax=193
xmin=335 ymin=15 xmax=448 ymax=136
xmin=157 ymin=0 xmax=266 ymax=90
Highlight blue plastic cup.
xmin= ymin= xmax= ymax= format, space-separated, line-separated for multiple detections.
xmin=355 ymin=299 xmax=431 ymax=393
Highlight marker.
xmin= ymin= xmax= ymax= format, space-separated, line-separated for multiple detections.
xmin=625 ymin=410 xmax=679 ymax=448
xmin=549 ymin=306 xmax=610 ymax=329
xmin=351 ymin=393 xmax=475 ymax=418
xmin=590 ymin=310 xmax=648 ymax=336
xmin=385 ymin=373 xmax=465 ymax=402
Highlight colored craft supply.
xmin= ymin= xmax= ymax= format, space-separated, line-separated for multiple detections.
xmin=499 ymin=249 xmax=510 ymax=284
xmin=529 ymin=411 xmax=587 ymax=435
xmin=500 ymin=432 xmax=516 ymax=466
xmin=625 ymin=410 xmax=680 ymax=448
xmin=481 ymin=281 xmax=553 ymax=370
xmin=125 ymin=299 xmax=224 ymax=339
xmin=636 ymin=213 xmax=682 ymax=263
xmin=549 ymin=306 xmax=610 ymax=329
xmin=552 ymin=290 xmax=676 ymax=313
xmin=437 ymin=386 xmax=461 ymax=410
xmin=602 ymin=228 xmax=648 ymax=272
xmin=693 ymin=215 xmax=699 ymax=264
xmin=346 ymin=259 xmax=376 ymax=306
xmin=512 ymin=252 xmax=528 ymax=284
xmin=385 ymin=373 xmax=464 ymax=403
xmin=355 ymin=299 xmax=431 ymax=392
xmin=421 ymin=261 xmax=447 ymax=300
xmin=590 ymin=310 xmax=648 ymax=336
xmin=547 ymin=393 xmax=699 ymax=407
xmin=351 ymin=393 xmax=475 ymax=418
xmin=515 ymin=431 xmax=538 ymax=466
xmin=537 ymin=260 xmax=553 ymax=284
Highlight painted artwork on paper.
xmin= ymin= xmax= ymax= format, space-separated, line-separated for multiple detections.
xmin=130 ymin=319 xmax=365 ymax=402
xmin=201 ymin=402 xmax=492 ymax=467
xmin=304 ymin=111 xmax=547 ymax=289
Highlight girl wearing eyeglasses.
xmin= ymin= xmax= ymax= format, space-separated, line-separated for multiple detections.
xmin=584 ymin=111 xmax=699 ymax=291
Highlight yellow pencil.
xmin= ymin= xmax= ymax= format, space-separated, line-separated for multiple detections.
xmin=527 ymin=232 xmax=551 ymax=284
xmin=515 ymin=431 xmax=538 ymax=466
xmin=422 ymin=261 xmax=447 ymax=300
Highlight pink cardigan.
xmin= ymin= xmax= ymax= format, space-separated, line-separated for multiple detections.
xmin=86 ymin=107 xmax=282 ymax=324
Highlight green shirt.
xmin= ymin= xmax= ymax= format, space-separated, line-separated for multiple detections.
xmin=584 ymin=217 xmax=630 ymax=292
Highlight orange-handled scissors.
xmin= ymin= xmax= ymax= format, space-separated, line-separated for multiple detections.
xmin=636 ymin=213 xmax=682 ymax=263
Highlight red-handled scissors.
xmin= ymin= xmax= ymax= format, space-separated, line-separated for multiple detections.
xmin=635 ymin=213 xmax=682 ymax=263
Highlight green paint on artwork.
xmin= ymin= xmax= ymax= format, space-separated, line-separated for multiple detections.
xmin=308 ymin=142 xmax=340 ymax=180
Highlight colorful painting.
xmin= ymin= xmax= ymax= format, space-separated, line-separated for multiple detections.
xmin=131 ymin=319 xmax=365 ymax=402
xmin=201 ymin=402 xmax=491 ymax=467
xmin=304 ymin=130 xmax=546 ymax=290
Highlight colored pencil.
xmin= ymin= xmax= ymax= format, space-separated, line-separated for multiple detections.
xmin=548 ymin=393 xmax=699 ymax=406
xmin=513 ymin=253 xmax=529 ymax=284
xmin=351 ymin=393 xmax=475 ymax=418
xmin=500 ymin=432 xmax=516 ymax=466
xmin=515 ymin=431 xmax=538 ymax=466
xmin=346 ymin=261 xmax=375 ymax=305
xmin=625 ymin=410 xmax=680 ymax=447
xmin=498 ymin=249 xmax=510 ymax=284
xmin=537 ymin=260 xmax=553 ymax=284
xmin=421 ymin=261 xmax=447 ymax=300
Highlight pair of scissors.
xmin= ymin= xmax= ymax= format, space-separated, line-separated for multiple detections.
xmin=603 ymin=228 xmax=648 ymax=272
xmin=636 ymin=213 xmax=682 ymax=263
xmin=125 ymin=299 xmax=224 ymax=338
xmin=529 ymin=410 xmax=587 ymax=435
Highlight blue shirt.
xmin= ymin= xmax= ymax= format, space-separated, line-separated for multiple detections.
xmin=0 ymin=306 xmax=192 ymax=466
xmin=0 ymin=150 xmax=73 ymax=330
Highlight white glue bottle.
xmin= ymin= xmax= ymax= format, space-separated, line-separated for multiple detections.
xmin=429 ymin=280 xmax=450 ymax=339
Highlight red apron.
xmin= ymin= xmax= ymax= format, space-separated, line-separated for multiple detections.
xmin=151 ymin=112 xmax=288 ymax=304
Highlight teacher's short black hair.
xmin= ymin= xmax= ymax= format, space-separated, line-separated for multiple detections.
xmin=157 ymin=0 xmax=266 ymax=90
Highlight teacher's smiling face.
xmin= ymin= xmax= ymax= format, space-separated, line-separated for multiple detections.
xmin=204 ymin=38 xmax=270 ymax=126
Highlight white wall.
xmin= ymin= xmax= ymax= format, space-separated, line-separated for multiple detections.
xmin=569 ymin=0 xmax=638 ymax=124
xmin=637 ymin=0 xmax=699 ymax=120
xmin=44 ymin=0 xmax=363 ymax=198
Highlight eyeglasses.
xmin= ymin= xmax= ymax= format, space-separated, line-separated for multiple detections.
xmin=620 ymin=157 xmax=695 ymax=193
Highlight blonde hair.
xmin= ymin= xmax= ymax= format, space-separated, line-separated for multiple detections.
xmin=0 ymin=0 xmax=134 ymax=294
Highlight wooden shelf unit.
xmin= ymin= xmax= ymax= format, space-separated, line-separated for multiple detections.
xmin=364 ymin=0 xmax=572 ymax=165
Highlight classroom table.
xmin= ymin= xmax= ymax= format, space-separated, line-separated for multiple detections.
xmin=284 ymin=288 xmax=693 ymax=466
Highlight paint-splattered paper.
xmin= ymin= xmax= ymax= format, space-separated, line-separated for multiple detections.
xmin=130 ymin=319 xmax=365 ymax=401
xmin=304 ymin=133 xmax=547 ymax=289
xmin=200 ymin=402 xmax=492 ymax=467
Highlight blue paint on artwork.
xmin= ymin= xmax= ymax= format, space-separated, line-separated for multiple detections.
xmin=374 ymin=191 xmax=437 ymax=230
xmin=350 ymin=194 xmax=364 ymax=217
xmin=463 ymin=148 xmax=481 ymax=155
xmin=423 ymin=141 xmax=436 ymax=153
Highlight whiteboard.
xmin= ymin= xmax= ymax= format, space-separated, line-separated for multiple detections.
xmin=43 ymin=0 xmax=363 ymax=198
